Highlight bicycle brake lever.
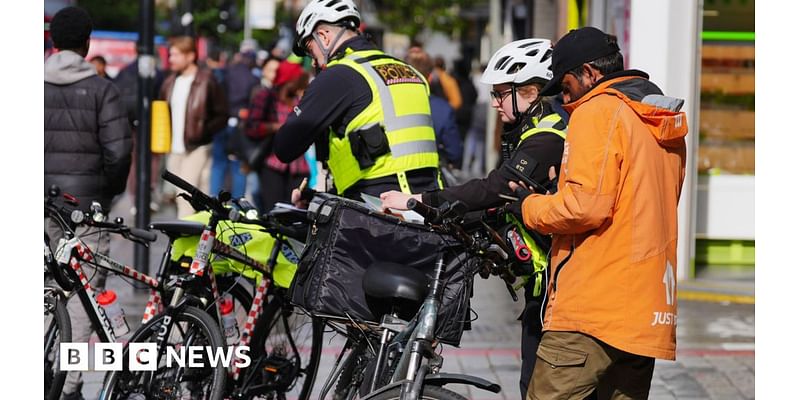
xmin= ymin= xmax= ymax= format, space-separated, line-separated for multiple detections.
xmin=122 ymin=232 xmax=150 ymax=248
xmin=505 ymin=282 xmax=518 ymax=302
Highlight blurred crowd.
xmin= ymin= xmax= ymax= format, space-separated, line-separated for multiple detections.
xmin=84 ymin=36 xmax=492 ymax=218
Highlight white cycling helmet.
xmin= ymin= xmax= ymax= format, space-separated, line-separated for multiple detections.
xmin=293 ymin=0 xmax=360 ymax=57
xmin=480 ymin=38 xmax=553 ymax=86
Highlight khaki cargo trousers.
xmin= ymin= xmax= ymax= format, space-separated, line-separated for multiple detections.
xmin=527 ymin=331 xmax=655 ymax=400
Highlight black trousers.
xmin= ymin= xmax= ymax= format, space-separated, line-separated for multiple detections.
xmin=520 ymin=293 xmax=544 ymax=399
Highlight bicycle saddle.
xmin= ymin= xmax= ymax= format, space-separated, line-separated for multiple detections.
xmin=149 ymin=220 xmax=205 ymax=239
xmin=362 ymin=262 xmax=429 ymax=309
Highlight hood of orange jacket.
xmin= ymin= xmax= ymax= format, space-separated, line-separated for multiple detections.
xmin=521 ymin=71 xmax=688 ymax=360
xmin=564 ymin=70 xmax=688 ymax=149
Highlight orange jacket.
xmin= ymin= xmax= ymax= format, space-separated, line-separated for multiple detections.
xmin=432 ymin=67 xmax=462 ymax=110
xmin=520 ymin=73 xmax=688 ymax=360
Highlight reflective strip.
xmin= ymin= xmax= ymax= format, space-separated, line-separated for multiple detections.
xmin=397 ymin=171 xmax=411 ymax=194
xmin=536 ymin=114 xmax=563 ymax=130
xmin=537 ymin=119 xmax=559 ymax=129
xmin=392 ymin=114 xmax=433 ymax=131
xmin=391 ymin=140 xmax=438 ymax=157
xmin=347 ymin=54 xmax=432 ymax=136
xmin=518 ymin=113 xmax=567 ymax=143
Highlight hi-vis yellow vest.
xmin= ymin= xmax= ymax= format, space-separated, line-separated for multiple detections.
xmin=510 ymin=112 xmax=566 ymax=297
xmin=326 ymin=49 xmax=440 ymax=194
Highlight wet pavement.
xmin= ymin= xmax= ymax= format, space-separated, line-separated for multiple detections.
xmin=72 ymin=194 xmax=755 ymax=400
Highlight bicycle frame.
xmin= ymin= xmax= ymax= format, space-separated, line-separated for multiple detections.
xmin=315 ymin=210 xmax=511 ymax=400
xmin=161 ymin=209 xmax=281 ymax=384
xmin=52 ymin=236 xmax=161 ymax=344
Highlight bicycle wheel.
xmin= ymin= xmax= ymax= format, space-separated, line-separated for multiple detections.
xmin=332 ymin=337 xmax=377 ymax=400
xmin=45 ymin=290 xmax=71 ymax=400
xmin=368 ymin=385 xmax=467 ymax=400
xmin=241 ymin=289 xmax=323 ymax=400
xmin=99 ymin=306 xmax=227 ymax=400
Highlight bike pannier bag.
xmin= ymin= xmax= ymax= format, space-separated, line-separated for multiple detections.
xmin=289 ymin=193 xmax=474 ymax=346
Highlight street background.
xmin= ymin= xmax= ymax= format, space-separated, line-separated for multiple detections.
xmin=39 ymin=0 xmax=758 ymax=398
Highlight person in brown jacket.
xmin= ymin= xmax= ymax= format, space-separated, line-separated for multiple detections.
xmin=514 ymin=27 xmax=688 ymax=399
xmin=159 ymin=36 xmax=228 ymax=217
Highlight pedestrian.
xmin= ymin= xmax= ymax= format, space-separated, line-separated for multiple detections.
xmin=44 ymin=6 xmax=132 ymax=399
xmin=114 ymin=51 xmax=166 ymax=214
xmin=453 ymin=57 xmax=478 ymax=141
xmin=158 ymin=35 xmax=228 ymax=217
xmin=461 ymin=63 xmax=490 ymax=177
xmin=404 ymin=49 xmax=463 ymax=168
xmin=380 ymin=38 xmax=566 ymax=399
xmin=274 ymin=0 xmax=442 ymax=204
xmin=431 ymin=55 xmax=463 ymax=111
xmin=89 ymin=55 xmax=110 ymax=79
xmin=208 ymin=51 xmax=259 ymax=200
xmin=245 ymin=61 xmax=311 ymax=211
xmin=516 ymin=27 xmax=688 ymax=399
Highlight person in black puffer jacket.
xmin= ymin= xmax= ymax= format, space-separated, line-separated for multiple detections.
xmin=44 ymin=7 xmax=131 ymax=400
xmin=44 ymin=9 xmax=132 ymax=212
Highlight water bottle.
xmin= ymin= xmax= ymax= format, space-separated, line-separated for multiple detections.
xmin=97 ymin=290 xmax=130 ymax=337
xmin=220 ymin=297 xmax=239 ymax=345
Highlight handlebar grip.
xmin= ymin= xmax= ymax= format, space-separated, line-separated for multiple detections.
xmin=406 ymin=198 xmax=440 ymax=223
xmin=272 ymin=224 xmax=307 ymax=242
xmin=239 ymin=216 xmax=307 ymax=241
xmin=129 ymin=228 xmax=158 ymax=242
xmin=162 ymin=169 xmax=221 ymax=213
xmin=162 ymin=169 xmax=197 ymax=195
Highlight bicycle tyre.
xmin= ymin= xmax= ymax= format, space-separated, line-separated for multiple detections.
xmin=45 ymin=291 xmax=71 ymax=400
xmin=368 ymin=385 xmax=467 ymax=400
xmin=241 ymin=290 xmax=323 ymax=400
xmin=98 ymin=305 xmax=227 ymax=400
xmin=333 ymin=336 xmax=384 ymax=400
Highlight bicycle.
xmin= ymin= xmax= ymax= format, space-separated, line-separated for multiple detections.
xmin=45 ymin=187 xmax=229 ymax=400
xmin=44 ymin=250 xmax=71 ymax=400
xmin=101 ymin=170 xmax=324 ymax=400
xmin=310 ymin=196 xmax=524 ymax=400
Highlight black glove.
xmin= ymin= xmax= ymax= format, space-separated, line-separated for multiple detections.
xmin=543 ymin=174 xmax=559 ymax=194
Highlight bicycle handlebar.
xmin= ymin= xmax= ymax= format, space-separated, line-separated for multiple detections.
xmin=406 ymin=198 xmax=440 ymax=224
xmin=162 ymin=169 xmax=227 ymax=216
xmin=237 ymin=214 xmax=308 ymax=242
xmin=406 ymin=199 xmax=524 ymax=301
xmin=45 ymin=191 xmax=158 ymax=245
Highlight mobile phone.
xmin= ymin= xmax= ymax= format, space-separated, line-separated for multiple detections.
xmin=503 ymin=151 xmax=548 ymax=194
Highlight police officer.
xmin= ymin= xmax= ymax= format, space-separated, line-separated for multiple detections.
xmin=380 ymin=38 xmax=567 ymax=398
xmin=273 ymin=0 xmax=442 ymax=202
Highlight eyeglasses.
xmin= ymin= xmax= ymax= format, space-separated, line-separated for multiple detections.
xmin=490 ymin=88 xmax=514 ymax=101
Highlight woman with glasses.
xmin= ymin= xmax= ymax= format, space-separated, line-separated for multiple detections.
xmin=380 ymin=38 xmax=569 ymax=399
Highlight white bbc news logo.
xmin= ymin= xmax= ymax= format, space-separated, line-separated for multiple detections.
xmin=59 ymin=343 xmax=251 ymax=371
